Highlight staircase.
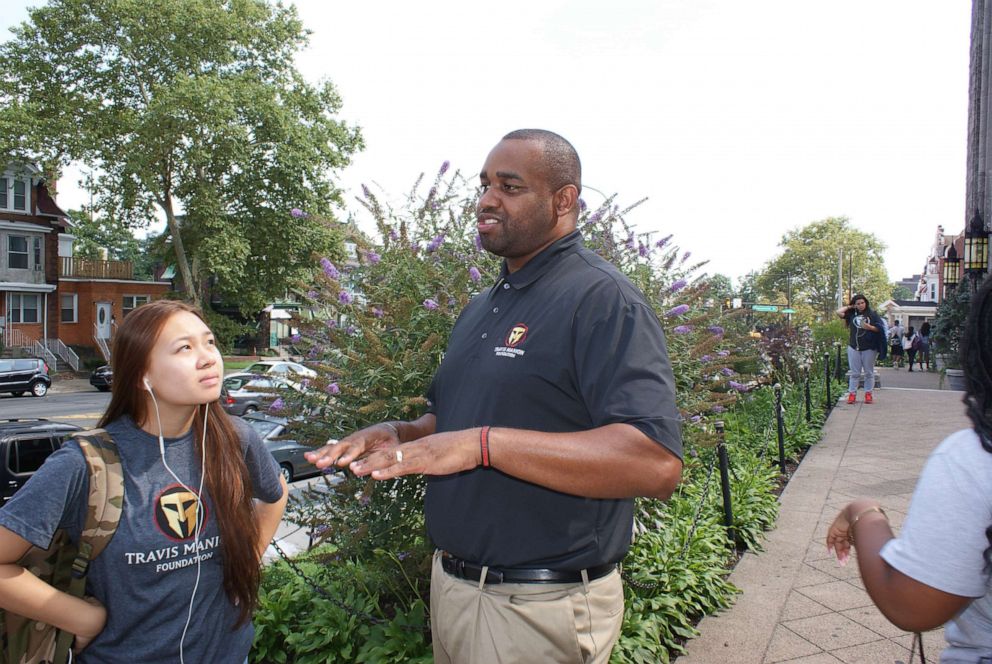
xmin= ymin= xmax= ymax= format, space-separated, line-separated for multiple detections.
xmin=93 ymin=323 xmax=111 ymax=363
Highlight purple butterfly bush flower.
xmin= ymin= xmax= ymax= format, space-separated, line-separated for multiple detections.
xmin=372 ymin=307 xmax=384 ymax=318
xmin=338 ymin=291 xmax=353 ymax=305
xmin=711 ymin=405 xmax=726 ymax=413
xmin=474 ymin=234 xmax=484 ymax=251
xmin=721 ymin=367 xmax=735 ymax=376
xmin=358 ymin=494 xmax=371 ymax=506
xmin=655 ymin=234 xmax=673 ymax=249
xmin=290 ymin=208 xmax=307 ymax=218
xmin=423 ymin=299 xmax=439 ymax=311
xmin=269 ymin=398 xmax=284 ymax=412
xmin=320 ymin=258 xmax=340 ymax=279
xmin=367 ymin=251 xmax=381 ymax=265
xmin=588 ymin=210 xmax=603 ymax=224
xmin=388 ymin=228 xmax=399 ymax=240
xmin=673 ymin=325 xmax=693 ymax=335
xmin=346 ymin=325 xmax=357 ymax=335
xmin=708 ymin=325 xmax=725 ymax=337
xmin=326 ymin=382 xmax=340 ymax=395
xmin=690 ymin=415 xmax=702 ymax=423
xmin=717 ymin=350 xmax=730 ymax=358
xmin=665 ymin=304 xmax=690 ymax=317
xmin=638 ymin=243 xmax=649 ymax=258
xmin=427 ymin=235 xmax=445 ymax=252
xmin=700 ymin=354 xmax=713 ymax=363
xmin=681 ymin=250 xmax=692 ymax=263
xmin=729 ymin=380 xmax=749 ymax=392
xmin=306 ymin=290 xmax=318 ymax=300
xmin=290 ymin=334 xmax=301 ymax=344
xmin=625 ymin=233 xmax=636 ymax=250
xmin=361 ymin=184 xmax=372 ymax=198
xmin=469 ymin=266 xmax=482 ymax=283
xmin=325 ymin=319 xmax=338 ymax=329
xmin=669 ymin=279 xmax=688 ymax=293
xmin=439 ymin=160 xmax=450 ymax=175
xmin=578 ymin=198 xmax=587 ymax=211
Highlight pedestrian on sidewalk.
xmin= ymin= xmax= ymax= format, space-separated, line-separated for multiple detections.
xmin=917 ymin=321 xmax=932 ymax=371
xmin=826 ymin=276 xmax=992 ymax=663
xmin=889 ymin=320 xmax=905 ymax=369
xmin=904 ymin=326 xmax=920 ymax=371
xmin=837 ymin=294 xmax=884 ymax=404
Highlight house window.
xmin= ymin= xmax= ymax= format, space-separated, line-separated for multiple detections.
xmin=13 ymin=179 xmax=25 ymax=211
xmin=33 ymin=237 xmax=42 ymax=271
xmin=0 ymin=177 xmax=29 ymax=212
xmin=9 ymin=294 xmax=39 ymax=323
xmin=8 ymin=236 xmax=28 ymax=269
xmin=61 ymin=294 xmax=77 ymax=323
xmin=122 ymin=295 xmax=149 ymax=316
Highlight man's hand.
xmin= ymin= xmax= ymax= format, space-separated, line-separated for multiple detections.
xmin=305 ymin=423 xmax=400 ymax=469
xmin=349 ymin=429 xmax=481 ymax=480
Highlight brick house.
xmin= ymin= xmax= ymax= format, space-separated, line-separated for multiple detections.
xmin=0 ymin=162 xmax=170 ymax=368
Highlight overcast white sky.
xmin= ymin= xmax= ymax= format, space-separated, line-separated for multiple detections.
xmin=1 ymin=1 xmax=973 ymax=283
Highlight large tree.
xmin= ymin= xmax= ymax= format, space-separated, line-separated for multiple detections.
xmin=756 ymin=217 xmax=889 ymax=321
xmin=0 ymin=0 xmax=362 ymax=311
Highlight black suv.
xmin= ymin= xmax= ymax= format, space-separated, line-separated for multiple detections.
xmin=0 ymin=358 xmax=51 ymax=397
xmin=0 ymin=419 xmax=82 ymax=502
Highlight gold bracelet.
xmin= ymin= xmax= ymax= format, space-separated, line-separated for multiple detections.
xmin=847 ymin=506 xmax=887 ymax=545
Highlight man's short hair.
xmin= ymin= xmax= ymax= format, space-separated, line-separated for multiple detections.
xmin=502 ymin=129 xmax=582 ymax=195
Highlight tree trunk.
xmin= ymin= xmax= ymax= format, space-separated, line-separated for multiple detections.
xmin=161 ymin=194 xmax=200 ymax=309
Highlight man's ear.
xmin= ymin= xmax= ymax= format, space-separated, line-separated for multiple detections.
xmin=553 ymin=184 xmax=580 ymax=218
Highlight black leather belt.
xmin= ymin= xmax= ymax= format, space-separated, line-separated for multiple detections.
xmin=440 ymin=552 xmax=616 ymax=585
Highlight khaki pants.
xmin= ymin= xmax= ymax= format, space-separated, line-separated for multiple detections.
xmin=430 ymin=551 xmax=624 ymax=664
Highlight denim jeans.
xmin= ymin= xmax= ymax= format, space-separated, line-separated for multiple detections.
xmin=847 ymin=347 xmax=878 ymax=393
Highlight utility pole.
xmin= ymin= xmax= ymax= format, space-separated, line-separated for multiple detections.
xmin=837 ymin=249 xmax=844 ymax=307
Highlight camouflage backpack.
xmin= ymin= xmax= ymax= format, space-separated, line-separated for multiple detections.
xmin=1 ymin=430 xmax=124 ymax=664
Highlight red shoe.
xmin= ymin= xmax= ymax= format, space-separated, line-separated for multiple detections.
xmin=847 ymin=392 xmax=857 ymax=404
xmin=864 ymin=392 xmax=873 ymax=404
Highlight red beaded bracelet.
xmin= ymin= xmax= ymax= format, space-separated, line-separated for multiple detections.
xmin=480 ymin=426 xmax=491 ymax=468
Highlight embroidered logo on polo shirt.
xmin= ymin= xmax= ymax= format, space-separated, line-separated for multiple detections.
xmin=494 ymin=323 xmax=528 ymax=358
xmin=506 ymin=324 xmax=528 ymax=347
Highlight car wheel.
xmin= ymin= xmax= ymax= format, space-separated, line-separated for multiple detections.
xmin=11 ymin=392 xmax=23 ymax=397
xmin=30 ymin=382 xmax=48 ymax=397
xmin=280 ymin=464 xmax=293 ymax=483
xmin=244 ymin=405 xmax=258 ymax=414
xmin=97 ymin=386 xmax=111 ymax=392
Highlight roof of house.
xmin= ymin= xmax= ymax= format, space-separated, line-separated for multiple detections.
xmin=34 ymin=182 xmax=69 ymax=226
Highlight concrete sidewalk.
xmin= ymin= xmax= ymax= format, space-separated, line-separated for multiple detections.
xmin=677 ymin=367 xmax=970 ymax=664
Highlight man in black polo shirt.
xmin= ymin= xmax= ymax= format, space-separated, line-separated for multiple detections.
xmin=307 ymin=129 xmax=683 ymax=663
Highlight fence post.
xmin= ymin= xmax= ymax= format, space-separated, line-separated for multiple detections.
xmin=824 ymin=352 xmax=832 ymax=411
xmin=804 ymin=372 xmax=812 ymax=424
xmin=834 ymin=342 xmax=844 ymax=381
xmin=774 ymin=383 xmax=786 ymax=474
xmin=715 ymin=421 xmax=736 ymax=548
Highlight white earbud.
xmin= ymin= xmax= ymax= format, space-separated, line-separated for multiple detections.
xmin=143 ymin=378 xmax=152 ymax=391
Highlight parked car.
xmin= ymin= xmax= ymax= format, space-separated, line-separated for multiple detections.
xmin=220 ymin=373 xmax=301 ymax=416
xmin=240 ymin=412 xmax=321 ymax=483
xmin=0 ymin=419 xmax=82 ymax=502
xmin=0 ymin=358 xmax=51 ymax=397
xmin=90 ymin=365 xmax=113 ymax=392
xmin=243 ymin=360 xmax=317 ymax=379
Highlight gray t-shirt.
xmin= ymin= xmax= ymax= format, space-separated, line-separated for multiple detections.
xmin=0 ymin=415 xmax=282 ymax=664
xmin=880 ymin=428 xmax=992 ymax=663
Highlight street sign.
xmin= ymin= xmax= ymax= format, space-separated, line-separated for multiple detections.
xmin=781 ymin=308 xmax=796 ymax=314
xmin=752 ymin=304 xmax=779 ymax=312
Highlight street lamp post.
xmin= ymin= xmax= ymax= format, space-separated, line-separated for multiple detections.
xmin=964 ymin=211 xmax=989 ymax=291
xmin=942 ymin=244 xmax=960 ymax=298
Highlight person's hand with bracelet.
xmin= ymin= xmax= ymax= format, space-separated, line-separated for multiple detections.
xmin=826 ymin=498 xmax=890 ymax=565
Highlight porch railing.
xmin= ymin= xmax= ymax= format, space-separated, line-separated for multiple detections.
xmin=93 ymin=323 xmax=111 ymax=363
xmin=60 ymin=256 xmax=134 ymax=280
xmin=45 ymin=338 xmax=80 ymax=372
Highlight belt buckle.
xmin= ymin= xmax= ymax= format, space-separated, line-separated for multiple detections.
xmin=485 ymin=568 xmax=504 ymax=584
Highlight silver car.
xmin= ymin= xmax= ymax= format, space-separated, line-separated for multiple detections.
xmin=240 ymin=412 xmax=321 ymax=483
xmin=220 ymin=373 xmax=300 ymax=416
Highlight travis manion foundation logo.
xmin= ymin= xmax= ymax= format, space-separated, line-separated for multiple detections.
xmin=495 ymin=323 xmax=529 ymax=359
xmin=155 ymin=484 xmax=208 ymax=540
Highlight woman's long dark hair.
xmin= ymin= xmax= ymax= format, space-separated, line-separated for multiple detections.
xmin=97 ymin=300 xmax=261 ymax=625
xmin=960 ymin=277 xmax=992 ymax=569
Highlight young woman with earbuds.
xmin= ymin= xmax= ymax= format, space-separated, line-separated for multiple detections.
xmin=0 ymin=300 xmax=288 ymax=662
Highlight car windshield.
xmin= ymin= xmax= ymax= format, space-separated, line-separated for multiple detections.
xmin=244 ymin=418 xmax=281 ymax=439
xmin=245 ymin=363 xmax=274 ymax=374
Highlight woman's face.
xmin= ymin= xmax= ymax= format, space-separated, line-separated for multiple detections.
xmin=143 ymin=311 xmax=224 ymax=407
xmin=854 ymin=299 xmax=867 ymax=312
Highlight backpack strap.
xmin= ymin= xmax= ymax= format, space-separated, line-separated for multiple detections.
xmin=51 ymin=429 xmax=123 ymax=662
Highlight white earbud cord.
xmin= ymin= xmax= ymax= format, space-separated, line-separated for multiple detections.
xmin=149 ymin=388 xmax=208 ymax=664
